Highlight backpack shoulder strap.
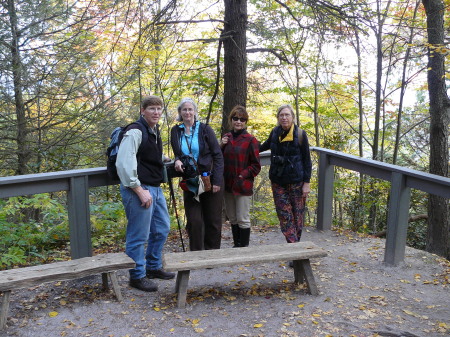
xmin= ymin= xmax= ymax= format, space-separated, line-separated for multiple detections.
xmin=271 ymin=127 xmax=278 ymax=143
xmin=298 ymin=128 xmax=303 ymax=147
xmin=123 ymin=120 xmax=149 ymax=155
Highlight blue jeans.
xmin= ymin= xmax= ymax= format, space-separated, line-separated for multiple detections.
xmin=120 ymin=184 xmax=170 ymax=280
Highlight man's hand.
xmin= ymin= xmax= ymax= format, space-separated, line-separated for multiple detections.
xmin=132 ymin=186 xmax=153 ymax=208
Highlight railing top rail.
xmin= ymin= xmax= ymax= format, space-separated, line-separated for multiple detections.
xmin=0 ymin=148 xmax=448 ymax=198
xmin=310 ymin=147 xmax=450 ymax=186
xmin=0 ymin=167 xmax=106 ymax=185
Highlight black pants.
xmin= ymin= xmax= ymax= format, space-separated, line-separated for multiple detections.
xmin=183 ymin=187 xmax=224 ymax=251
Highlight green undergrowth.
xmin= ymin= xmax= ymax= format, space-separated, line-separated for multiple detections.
xmin=0 ymin=188 xmax=431 ymax=270
xmin=0 ymin=191 xmax=190 ymax=270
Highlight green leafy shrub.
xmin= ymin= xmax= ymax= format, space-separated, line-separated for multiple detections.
xmin=251 ymin=200 xmax=279 ymax=227
xmin=0 ymin=194 xmax=69 ymax=269
xmin=407 ymin=218 xmax=427 ymax=250
xmin=0 ymin=246 xmax=27 ymax=268
xmin=90 ymin=200 xmax=127 ymax=250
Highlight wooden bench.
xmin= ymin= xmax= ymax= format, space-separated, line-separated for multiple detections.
xmin=163 ymin=241 xmax=327 ymax=308
xmin=0 ymin=252 xmax=134 ymax=330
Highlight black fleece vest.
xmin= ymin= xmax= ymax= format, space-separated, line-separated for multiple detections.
xmin=125 ymin=117 xmax=163 ymax=186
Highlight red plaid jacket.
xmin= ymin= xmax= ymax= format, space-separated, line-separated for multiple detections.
xmin=221 ymin=130 xmax=261 ymax=196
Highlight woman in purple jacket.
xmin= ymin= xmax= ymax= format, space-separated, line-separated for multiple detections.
xmin=221 ymin=105 xmax=261 ymax=247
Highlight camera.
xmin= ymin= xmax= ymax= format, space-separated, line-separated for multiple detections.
xmin=272 ymin=155 xmax=285 ymax=165
xmin=179 ymin=155 xmax=198 ymax=179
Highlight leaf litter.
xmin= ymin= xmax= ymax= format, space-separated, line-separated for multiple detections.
xmin=2 ymin=224 xmax=449 ymax=336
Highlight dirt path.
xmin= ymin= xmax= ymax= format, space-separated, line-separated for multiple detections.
xmin=3 ymin=224 xmax=449 ymax=337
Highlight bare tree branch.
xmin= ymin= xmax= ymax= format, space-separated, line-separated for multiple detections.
xmin=156 ymin=19 xmax=226 ymax=25
xmin=247 ymin=47 xmax=290 ymax=64
xmin=207 ymin=40 xmax=222 ymax=124
xmin=273 ymin=0 xmax=307 ymax=29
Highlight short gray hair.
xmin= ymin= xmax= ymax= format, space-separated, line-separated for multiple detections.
xmin=177 ymin=97 xmax=199 ymax=122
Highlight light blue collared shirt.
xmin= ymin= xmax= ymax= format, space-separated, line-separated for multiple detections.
xmin=179 ymin=121 xmax=200 ymax=161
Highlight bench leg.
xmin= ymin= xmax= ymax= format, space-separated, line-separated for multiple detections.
xmin=293 ymin=259 xmax=319 ymax=295
xmin=174 ymin=270 xmax=190 ymax=308
xmin=108 ymin=272 xmax=123 ymax=302
xmin=1 ymin=291 xmax=11 ymax=330
xmin=101 ymin=272 xmax=123 ymax=301
xmin=293 ymin=260 xmax=305 ymax=284
xmin=102 ymin=272 xmax=109 ymax=290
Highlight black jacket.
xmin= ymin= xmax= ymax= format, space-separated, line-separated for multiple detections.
xmin=260 ymin=125 xmax=312 ymax=185
xmin=170 ymin=122 xmax=224 ymax=186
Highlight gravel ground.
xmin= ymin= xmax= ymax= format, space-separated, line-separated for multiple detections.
xmin=2 ymin=224 xmax=449 ymax=337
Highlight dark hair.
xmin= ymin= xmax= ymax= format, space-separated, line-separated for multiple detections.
xmin=142 ymin=95 xmax=163 ymax=110
xmin=228 ymin=105 xmax=249 ymax=128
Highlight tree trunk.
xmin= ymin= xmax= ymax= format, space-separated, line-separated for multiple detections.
xmin=222 ymin=0 xmax=247 ymax=134
xmin=368 ymin=0 xmax=391 ymax=231
xmin=422 ymin=0 xmax=450 ymax=259
xmin=312 ymin=40 xmax=322 ymax=147
xmin=393 ymin=1 xmax=421 ymax=165
xmin=354 ymin=29 xmax=364 ymax=159
xmin=7 ymin=0 xmax=29 ymax=175
xmin=372 ymin=1 xmax=382 ymax=161
xmin=353 ymin=29 xmax=367 ymax=230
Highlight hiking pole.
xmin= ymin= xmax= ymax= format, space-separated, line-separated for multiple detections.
xmin=167 ymin=174 xmax=186 ymax=252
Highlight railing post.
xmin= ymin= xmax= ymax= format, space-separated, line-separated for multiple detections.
xmin=67 ymin=175 xmax=92 ymax=258
xmin=317 ymin=152 xmax=334 ymax=231
xmin=384 ymin=172 xmax=411 ymax=266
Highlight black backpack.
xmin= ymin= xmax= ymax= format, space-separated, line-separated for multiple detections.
xmin=106 ymin=121 xmax=147 ymax=181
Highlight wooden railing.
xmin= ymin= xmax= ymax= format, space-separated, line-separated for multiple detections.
xmin=1 ymin=147 xmax=449 ymax=265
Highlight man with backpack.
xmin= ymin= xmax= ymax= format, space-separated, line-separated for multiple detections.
xmin=115 ymin=95 xmax=175 ymax=292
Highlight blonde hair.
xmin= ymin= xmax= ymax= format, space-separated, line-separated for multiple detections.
xmin=277 ymin=104 xmax=295 ymax=119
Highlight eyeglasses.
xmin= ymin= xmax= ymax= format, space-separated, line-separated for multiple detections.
xmin=181 ymin=108 xmax=195 ymax=113
xmin=232 ymin=116 xmax=247 ymax=122
xmin=146 ymin=106 xmax=163 ymax=112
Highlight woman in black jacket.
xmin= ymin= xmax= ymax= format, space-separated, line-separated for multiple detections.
xmin=170 ymin=98 xmax=224 ymax=251
xmin=260 ymin=104 xmax=312 ymax=244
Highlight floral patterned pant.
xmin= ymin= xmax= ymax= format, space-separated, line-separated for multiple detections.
xmin=271 ymin=182 xmax=306 ymax=243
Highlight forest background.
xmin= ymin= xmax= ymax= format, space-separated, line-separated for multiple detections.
xmin=0 ymin=0 xmax=449 ymax=269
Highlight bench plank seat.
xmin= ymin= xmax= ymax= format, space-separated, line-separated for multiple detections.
xmin=0 ymin=252 xmax=134 ymax=329
xmin=163 ymin=241 xmax=327 ymax=308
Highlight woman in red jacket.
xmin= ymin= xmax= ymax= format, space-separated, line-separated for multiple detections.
xmin=221 ymin=105 xmax=261 ymax=247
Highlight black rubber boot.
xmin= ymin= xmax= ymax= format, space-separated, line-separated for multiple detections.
xmin=239 ymin=228 xmax=251 ymax=247
xmin=231 ymin=224 xmax=240 ymax=247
